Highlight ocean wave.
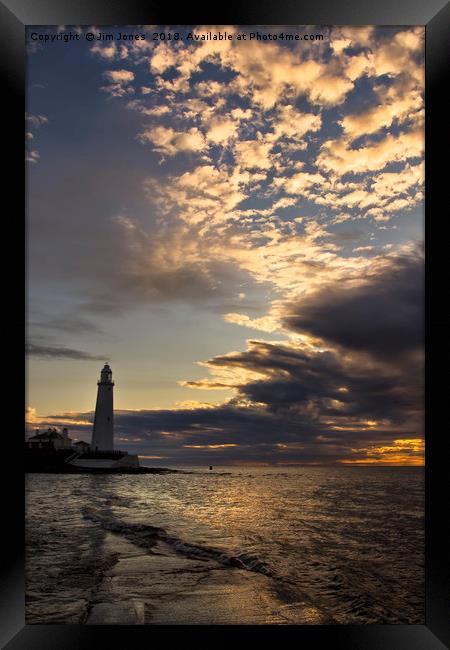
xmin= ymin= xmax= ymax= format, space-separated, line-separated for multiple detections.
xmin=81 ymin=505 xmax=273 ymax=577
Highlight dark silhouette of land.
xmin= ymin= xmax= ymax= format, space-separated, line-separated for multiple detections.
xmin=25 ymin=446 xmax=177 ymax=474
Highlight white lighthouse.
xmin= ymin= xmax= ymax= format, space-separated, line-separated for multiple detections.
xmin=68 ymin=362 xmax=140 ymax=470
xmin=91 ymin=363 xmax=114 ymax=452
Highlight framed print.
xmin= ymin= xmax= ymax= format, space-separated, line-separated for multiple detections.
xmin=1 ymin=0 xmax=449 ymax=648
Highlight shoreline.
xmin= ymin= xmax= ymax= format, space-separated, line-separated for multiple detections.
xmin=25 ymin=466 xmax=179 ymax=475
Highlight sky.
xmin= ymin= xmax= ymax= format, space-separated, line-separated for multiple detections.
xmin=25 ymin=25 xmax=424 ymax=466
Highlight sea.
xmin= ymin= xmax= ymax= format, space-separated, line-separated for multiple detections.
xmin=25 ymin=465 xmax=424 ymax=625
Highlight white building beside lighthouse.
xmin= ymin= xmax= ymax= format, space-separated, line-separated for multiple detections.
xmin=91 ymin=362 xmax=114 ymax=452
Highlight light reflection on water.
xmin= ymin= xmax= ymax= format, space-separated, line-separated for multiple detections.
xmin=26 ymin=466 xmax=424 ymax=625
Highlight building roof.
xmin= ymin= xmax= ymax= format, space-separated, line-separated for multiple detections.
xmin=28 ymin=428 xmax=72 ymax=442
xmin=29 ymin=432 xmax=62 ymax=441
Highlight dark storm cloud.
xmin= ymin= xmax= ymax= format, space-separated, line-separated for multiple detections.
xmin=113 ymin=405 xmax=319 ymax=446
xmin=45 ymin=378 xmax=421 ymax=465
xmin=38 ymin=403 xmax=321 ymax=454
xmin=282 ymin=251 xmax=424 ymax=360
xmin=206 ymin=340 xmax=422 ymax=427
xmin=26 ymin=343 xmax=105 ymax=361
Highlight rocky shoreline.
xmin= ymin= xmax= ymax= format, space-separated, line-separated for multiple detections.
xmin=25 ymin=448 xmax=179 ymax=474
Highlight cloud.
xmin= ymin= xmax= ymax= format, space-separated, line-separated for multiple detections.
xmin=155 ymin=248 xmax=424 ymax=463
xmin=340 ymin=84 xmax=423 ymax=140
xmin=206 ymin=117 xmax=238 ymax=144
xmin=145 ymin=164 xmax=248 ymax=227
xmin=275 ymin=171 xmax=326 ymax=195
xmin=316 ymin=129 xmax=423 ymax=175
xmin=27 ymin=26 xmax=425 ymax=465
xmin=304 ymin=161 xmax=423 ymax=220
xmin=25 ymin=113 xmax=48 ymax=128
xmin=222 ymin=39 xmax=353 ymax=109
xmin=224 ymin=312 xmax=281 ymax=333
xmin=75 ymin=213 xmax=261 ymax=314
xmin=33 ymin=242 xmax=423 ymax=463
xmin=26 ymin=150 xmax=40 ymax=163
xmin=25 ymin=114 xmax=48 ymax=164
xmin=45 ymin=370 xmax=423 ymax=462
xmin=226 ymin=340 xmax=421 ymax=423
xmin=234 ymin=139 xmax=274 ymax=170
xmin=330 ymin=26 xmax=375 ymax=53
xmin=282 ymin=250 xmax=423 ymax=361
xmin=104 ymin=69 xmax=135 ymax=83
xmin=29 ymin=314 xmax=105 ymax=336
xmin=26 ymin=343 xmax=106 ymax=361
xmin=90 ymin=42 xmax=119 ymax=60
xmin=101 ymin=69 xmax=135 ymax=97
xmin=371 ymin=162 xmax=424 ymax=199
xmin=104 ymin=26 xmax=423 ymax=228
xmin=149 ymin=42 xmax=179 ymax=74
xmin=138 ymin=125 xmax=205 ymax=155
xmin=267 ymin=106 xmax=322 ymax=144
xmin=373 ymin=28 xmax=424 ymax=80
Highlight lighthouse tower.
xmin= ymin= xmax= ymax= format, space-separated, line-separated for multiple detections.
xmin=91 ymin=363 xmax=114 ymax=452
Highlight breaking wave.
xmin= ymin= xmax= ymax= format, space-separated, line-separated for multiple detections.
xmin=81 ymin=505 xmax=273 ymax=577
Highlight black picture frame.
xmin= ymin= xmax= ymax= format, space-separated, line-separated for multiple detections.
xmin=2 ymin=0 xmax=449 ymax=647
